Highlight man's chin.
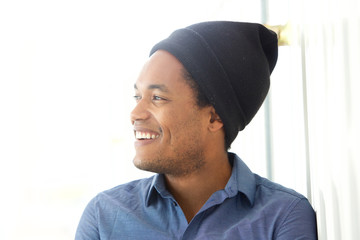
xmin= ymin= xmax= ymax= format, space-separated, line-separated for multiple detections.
xmin=133 ymin=157 xmax=156 ymax=173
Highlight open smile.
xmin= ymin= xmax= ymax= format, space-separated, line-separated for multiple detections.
xmin=134 ymin=130 xmax=160 ymax=147
xmin=135 ymin=131 xmax=160 ymax=140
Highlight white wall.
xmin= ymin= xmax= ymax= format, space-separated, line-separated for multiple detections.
xmin=301 ymin=1 xmax=360 ymax=238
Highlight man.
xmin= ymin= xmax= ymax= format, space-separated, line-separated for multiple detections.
xmin=76 ymin=21 xmax=317 ymax=239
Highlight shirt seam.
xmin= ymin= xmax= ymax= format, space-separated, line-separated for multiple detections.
xmin=273 ymin=197 xmax=304 ymax=238
xmin=257 ymin=179 xmax=304 ymax=199
xmin=94 ymin=194 xmax=101 ymax=238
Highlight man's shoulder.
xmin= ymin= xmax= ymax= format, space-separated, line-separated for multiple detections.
xmin=105 ymin=176 xmax=155 ymax=193
xmin=251 ymin=175 xmax=317 ymax=238
xmin=253 ymin=174 xmax=307 ymax=203
xmin=230 ymin=153 xmax=307 ymax=203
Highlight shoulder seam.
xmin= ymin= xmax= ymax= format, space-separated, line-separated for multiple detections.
xmin=256 ymin=178 xmax=306 ymax=200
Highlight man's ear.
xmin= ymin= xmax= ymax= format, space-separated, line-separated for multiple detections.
xmin=209 ymin=110 xmax=223 ymax=132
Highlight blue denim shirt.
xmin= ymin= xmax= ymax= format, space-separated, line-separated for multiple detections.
xmin=76 ymin=153 xmax=317 ymax=239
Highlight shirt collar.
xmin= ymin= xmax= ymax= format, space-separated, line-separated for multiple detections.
xmin=224 ymin=152 xmax=256 ymax=206
xmin=145 ymin=152 xmax=256 ymax=207
xmin=145 ymin=174 xmax=172 ymax=207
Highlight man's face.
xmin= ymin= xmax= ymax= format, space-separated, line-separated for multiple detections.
xmin=131 ymin=50 xmax=211 ymax=177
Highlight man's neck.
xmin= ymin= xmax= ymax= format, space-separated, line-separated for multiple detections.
xmin=164 ymin=151 xmax=231 ymax=223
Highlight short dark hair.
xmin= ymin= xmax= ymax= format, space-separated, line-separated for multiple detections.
xmin=182 ymin=68 xmax=211 ymax=108
xmin=181 ymin=68 xmax=231 ymax=150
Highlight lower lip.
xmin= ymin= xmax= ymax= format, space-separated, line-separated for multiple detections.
xmin=134 ymin=138 xmax=159 ymax=147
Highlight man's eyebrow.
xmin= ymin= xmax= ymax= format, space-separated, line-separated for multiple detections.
xmin=148 ymin=84 xmax=169 ymax=92
xmin=134 ymin=84 xmax=169 ymax=92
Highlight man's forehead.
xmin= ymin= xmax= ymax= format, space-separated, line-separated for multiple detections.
xmin=134 ymin=51 xmax=191 ymax=92
xmin=134 ymin=83 xmax=169 ymax=92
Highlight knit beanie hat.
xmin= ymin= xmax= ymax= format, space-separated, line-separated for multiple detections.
xmin=150 ymin=21 xmax=278 ymax=147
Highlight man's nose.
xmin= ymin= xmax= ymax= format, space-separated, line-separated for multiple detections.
xmin=130 ymin=99 xmax=151 ymax=125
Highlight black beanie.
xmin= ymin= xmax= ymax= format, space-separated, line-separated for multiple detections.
xmin=150 ymin=21 xmax=278 ymax=147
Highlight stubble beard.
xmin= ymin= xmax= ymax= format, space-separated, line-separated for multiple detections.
xmin=134 ymin=146 xmax=206 ymax=177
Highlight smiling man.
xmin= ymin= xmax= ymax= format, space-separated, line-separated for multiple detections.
xmin=76 ymin=21 xmax=318 ymax=239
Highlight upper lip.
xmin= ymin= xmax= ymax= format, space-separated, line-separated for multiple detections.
xmin=133 ymin=126 xmax=160 ymax=133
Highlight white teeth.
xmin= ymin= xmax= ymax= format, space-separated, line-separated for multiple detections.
xmin=135 ymin=131 xmax=159 ymax=140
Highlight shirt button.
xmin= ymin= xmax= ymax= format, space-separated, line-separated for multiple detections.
xmin=173 ymin=201 xmax=178 ymax=207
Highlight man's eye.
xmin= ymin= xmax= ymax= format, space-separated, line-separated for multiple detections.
xmin=133 ymin=95 xmax=141 ymax=101
xmin=152 ymin=95 xmax=165 ymax=101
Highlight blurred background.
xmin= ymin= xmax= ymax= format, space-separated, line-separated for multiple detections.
xmin=0 ymin=0 xmax=359 ymax=239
